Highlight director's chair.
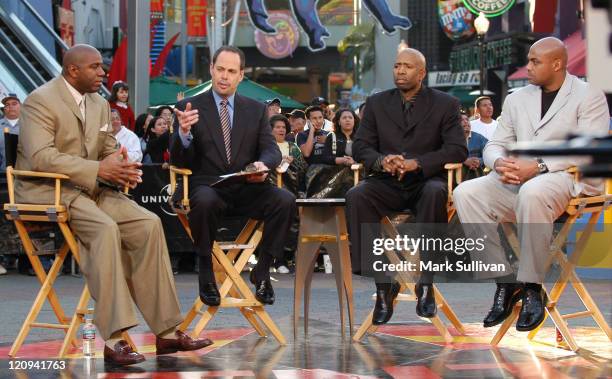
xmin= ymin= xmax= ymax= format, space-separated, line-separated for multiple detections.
xmin=491 ymin=167 xmax=612 ymax=351
xmin=169 ymin=166 xmax=286 ymax=344
xmin=353 ymin=163 xmax=466 ymax=343
xmin=3 ymin=130 xmax=134 ymax=358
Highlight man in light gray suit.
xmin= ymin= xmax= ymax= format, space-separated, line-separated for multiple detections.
xmin=453 ymin=37 xmax=609 ymax=332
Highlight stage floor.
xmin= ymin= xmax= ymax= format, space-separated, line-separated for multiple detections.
xmin=1 ymin=272 xmax=610 ymax=378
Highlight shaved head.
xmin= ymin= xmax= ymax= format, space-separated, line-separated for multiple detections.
xmin=397 ymin=48 xmax=426 ymax=69
xmin=526 ymin=37 xmax=568 ymax=91
xmin=61 ymin=44 xmax=105 ymax=94
xmin=394 ymin=48 xmax=427 ymax=97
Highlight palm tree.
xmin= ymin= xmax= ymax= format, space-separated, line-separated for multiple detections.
xmin=337 ymin=22 xmax=375 ymax=83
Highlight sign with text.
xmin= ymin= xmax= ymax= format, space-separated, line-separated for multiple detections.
xmin=462 ymin=0 xmax=515 ymax=17
xmin=450 ymin=37 xmax=515 ymax=72
xmin=428 ymin=71 xmax=480 ymax=87
xmin=187 ymin=0 xmax=207 ymax=37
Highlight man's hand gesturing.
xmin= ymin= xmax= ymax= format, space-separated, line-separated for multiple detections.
xmin=173 ymin=102 xmax=198 ymax=134
xmin=98 ymin=146 xmax=143 ymax=188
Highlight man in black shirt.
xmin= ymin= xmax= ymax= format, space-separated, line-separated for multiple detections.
xmin=454 ymin=37 xmax=610 ymax=332
xmin=297 ymin=105 xmax=330 ymax=165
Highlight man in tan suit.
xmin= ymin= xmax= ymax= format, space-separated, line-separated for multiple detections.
xmin=16 ymin=44 xmax=212 ymax=366
xmin=454 ymin=38 xmax=609 ymax=332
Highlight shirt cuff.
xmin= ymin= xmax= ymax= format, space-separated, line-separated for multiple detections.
xmin=179 ymin=130 xmax=193 ymax=148
xmin=372 ymin=155 xmax=385 ymax=172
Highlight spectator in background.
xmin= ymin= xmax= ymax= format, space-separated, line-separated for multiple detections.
xmin=143 ymin=116 xmax=170 ymax=163
xmin=155 ymin=105 xmax=174 ymax=127
xmin=461 ymin=110 xmax=487 ymax=180
xmin=325 ymin=108 xmax=359 ymax=167
xmin=134 ymin=113 xmax=153 ymax=139
xmin=470 ymin=96 xmax=498 ymax=140
xmin=265 ymin=98 xmax=282 ymax=118
xmin=286 ymin=109 xmax=306 ymax=143
xmin=268 ymin=114 xmax=306 ymax=274
xmin=297 ymin=105 xmax=330 ymax=164
xmin=108 ymin=81 xmax=135 ymax=131
xmin=311 ymin=97 xmax=334 ymax=132
xmin=111 ymin=109 xmax=142 ymax=162
xmin=0 ymin=93 xmax=21 ymax=171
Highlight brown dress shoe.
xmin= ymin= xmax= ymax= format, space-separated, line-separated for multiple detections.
xmin=103 ymin=340 xmax=145 ymax=366
xmin=156 ymin=330 xmax=213 ymax=355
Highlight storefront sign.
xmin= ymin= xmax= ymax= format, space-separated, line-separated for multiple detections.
xmin=254 ymin=12 xmax=300 ymax=60
xmin=450 ymin=37 xmax=514 ymax=72
xmin=438 ymin=0 xmax=475 ymax=41
xmin=462 ymin=0 xmax=515 ymax=17
xmin=187 ymin=0 xmax=207 ymax=37
xmin=428 ymin=70 xmax=480 ymax=87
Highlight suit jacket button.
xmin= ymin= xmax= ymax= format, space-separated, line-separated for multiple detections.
xmin=86 ymin=138 xmax=90 ymax=142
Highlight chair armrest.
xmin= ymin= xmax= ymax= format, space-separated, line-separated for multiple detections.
xmin=5 ymin=167 xmax=69 ymax=207
xmin=444 ymin=163 xmax=462 ymax=170
xmin=169 ymin=166 xmax=192 ymax=176
xmin=351 ymin=163 xmax=363 ymax=187
xmin=351 ymin=163 xmax=363 ymax=171
xmin=10 ymin=169 xmax=70 ymax=180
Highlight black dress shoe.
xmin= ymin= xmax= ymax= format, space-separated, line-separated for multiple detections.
xmin=415 ymin=283 xmax=437 ymax=318
xmin=199 ymin=282 xmax=221 ymax=306
xmin=516 ymin=286 xmax=547 ymax=331
xmin=373 ymin=281 xmax=401 ymax=325
xmin=483 ymin=283 xmax=522 ymax=327
xmin=249 ymin=270 xmax=275 ymax=305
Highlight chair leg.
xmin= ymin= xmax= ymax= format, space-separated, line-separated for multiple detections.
xmin=353 ymin=310 xmax=375 ymax=342
xmin=252 ymin=307 xmax=287 ymax=345
xmin=491 ymin=304 xmax=520 ymax=346
xmin=58 ymin=286 xmax=90 ymax=358
xmin=293 ymin=241 xmax=319 ymax=339
xmin=434 ymin=286 xmax=466 ymax=335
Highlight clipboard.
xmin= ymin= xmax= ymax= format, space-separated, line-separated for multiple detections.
xmin=211 ymin=168 xmax=270 ymax=188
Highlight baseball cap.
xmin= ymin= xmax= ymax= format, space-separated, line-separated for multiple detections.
xmin=287 ymin=109 xmax=305 ymax=119
xmin=1 ymin=93 xmax=20 ymax=105
xmin=311 ymin=96 xmax=329 ymax=106
xmin=264 ymin=98 xmax=281 ymax=106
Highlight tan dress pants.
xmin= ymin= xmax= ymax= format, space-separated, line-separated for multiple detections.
xmin=68 ymin=188 xmax=183 ymax=340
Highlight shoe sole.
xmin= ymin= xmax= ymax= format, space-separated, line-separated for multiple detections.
xmin=516 ymin=293 xmax=548 ymax=332
xmin=103 ymin=356 xmax=146 ymax=366
xmin=483 ymin=289 xmax=522 ymax=328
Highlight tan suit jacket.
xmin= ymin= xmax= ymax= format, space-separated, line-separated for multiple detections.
xmin=484 ymin=73 xmax=610 ymax=195
xmin=15 ymin=76 xmax=117 ymax=204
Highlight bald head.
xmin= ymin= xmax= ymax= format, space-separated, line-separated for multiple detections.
xmin=530 ymin=37 xmax=567 ymax=68
xmin=526 ymin=37 xmax=568 ymax=90
xmin=397 ymin=48 xmax=426 ymax=69
xmin=61 ymin=44 xmax=105 ymax=94
xmin=394 ymin=48 xmax=427 ymax=95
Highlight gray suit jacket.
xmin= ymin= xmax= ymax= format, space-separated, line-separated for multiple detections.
xmin=484 ymin=73 xmax=610 ymax=195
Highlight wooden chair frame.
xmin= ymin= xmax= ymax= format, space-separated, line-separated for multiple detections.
xmin=169 ymin=166 xmax=286 ymax=345
xmin=491 ymin=168 xmax=612 ymax=351
xmin=4 ymin=167 xmax=134 ymax=358
xmin=353 ymin=163 xmax=466 ymax=343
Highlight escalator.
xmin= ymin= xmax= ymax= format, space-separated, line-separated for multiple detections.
xmin=0 ymin=0 xmax=109 ymax=97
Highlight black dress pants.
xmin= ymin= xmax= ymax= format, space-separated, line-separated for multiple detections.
xmin=345 ymin=176 xmax=448 ymax=283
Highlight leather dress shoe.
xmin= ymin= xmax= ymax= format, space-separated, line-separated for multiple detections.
xmin=199 ymin=282 xmax=221 ymax=306
xmin=103 ymin=340 xmax=145 ymax=366
xmin=373 ymin=281 xmax=401 ymax=325
xmin=156 ymin=330 xmax=213 ymax=355
xmin=250 ymin=270 xmax=275 ymax=305
xmin=516 ymin=286 xmax=548 ymax=331
xmin=483 ymin=283 xmax=522 ymax=327
xmin=415 ymin=283 xmax=437 ymax=318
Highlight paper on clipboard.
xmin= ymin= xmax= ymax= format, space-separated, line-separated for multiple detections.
xmin=210 ymin=168 xmax=270 ymax=188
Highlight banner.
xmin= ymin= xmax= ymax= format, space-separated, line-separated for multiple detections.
xmin=187 ymin=0 xmax=207 ymax=37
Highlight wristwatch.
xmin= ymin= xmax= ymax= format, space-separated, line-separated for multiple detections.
xmin=536 ymin=158 xmax=549 ymax=174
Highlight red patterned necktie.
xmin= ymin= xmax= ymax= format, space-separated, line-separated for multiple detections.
xmin=219 ymin=99 xmax=232 ymax=163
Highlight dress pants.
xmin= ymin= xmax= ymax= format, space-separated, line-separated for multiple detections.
xmin=69 ymin=188 xmax=183 ymax=340
xmin=453 ymin=171 xmax=574 ymax=283
xmin=188 ymin=182 xmax=296 ymax=266
xmin=345 ymin=175 xmax=448 ymax=283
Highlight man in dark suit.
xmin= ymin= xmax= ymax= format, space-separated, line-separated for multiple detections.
xmin=346 ymin=48 xmax=467 ymax=324
xmin=171 ymin=46 xmax=296 ymax=306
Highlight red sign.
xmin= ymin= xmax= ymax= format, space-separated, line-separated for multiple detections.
xmin=188 ymin=0 xmax=207 ymax=37
xmin=56 ymin=6 xmax=74 ymax=47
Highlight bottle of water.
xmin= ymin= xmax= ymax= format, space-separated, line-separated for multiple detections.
xmin=82 ymin=317 xmax=96 ymax=357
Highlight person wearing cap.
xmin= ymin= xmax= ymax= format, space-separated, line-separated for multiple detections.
xmin=0 ymin=93 xmax=21 ymax=171
xmin=310 ymin=97 xmax=334 ymax=132
xmin=286 ymin=109 xmax=306 ymax=143
xmin=265 ymin=98 xmax=281 ymax=118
